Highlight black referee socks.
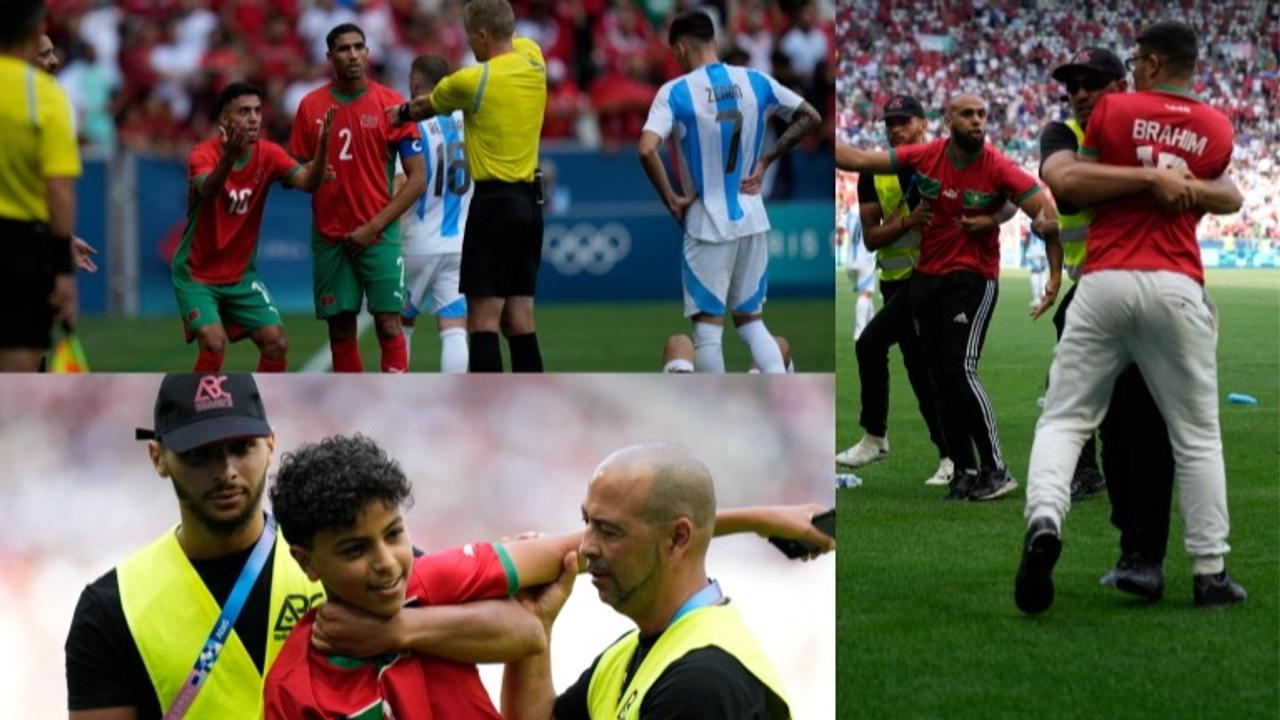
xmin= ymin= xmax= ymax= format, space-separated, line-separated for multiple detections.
xmin=508 ymin=332 xmax=544 ymax=373
xmin=469 ymin=332 xmax=502 ymax=372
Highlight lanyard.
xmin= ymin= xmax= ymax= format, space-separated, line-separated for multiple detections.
xmin=162 ymin=515 xmax=277 ymax=720
xmin=667 ymin=579 xmax=724 ymax=628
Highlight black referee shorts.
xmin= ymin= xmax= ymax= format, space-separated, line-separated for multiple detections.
xmin=0 ymin=219 xmax=59 ymax=350
xmin=460 ymin=180 xmax=543 ymax=298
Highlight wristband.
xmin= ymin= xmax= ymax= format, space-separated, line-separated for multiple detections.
xmin=50 ymin=234 xmax=73 ymax=274
xmin=398 ymin=102 xmax=413 ymax=124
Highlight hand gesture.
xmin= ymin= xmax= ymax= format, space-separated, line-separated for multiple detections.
xmin=311 ymin=599 xmax=403 ymax=657
xmin=905 ymin=199 xmax=933 ymax=230
xmin=1149 ymin=167 xmax=1197 ymax=213
xmin=956 ymin=213 xmax=995 ymax=235
xmin=740 ymin=162 xmax=767 ymax=195
xmin=345 ymin=223 xmax=378 ymax=252
xmin=666 ymin=193 xmax=696 ymax=224
xmin=516 ymin=551 xmax=579 ymax=632
xmin=220 ymin=121 xmax=250 ymax=155
xmin=1030 ymin=275 xmax=1059 ymax=320
xmin=759 ymin=503 xmax=836 ymax=557
xmin=72 ymin=236 xmax=98 ymax=273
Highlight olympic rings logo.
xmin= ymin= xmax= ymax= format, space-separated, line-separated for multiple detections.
xmin=543 ymin=222 xmax=632 ymax=276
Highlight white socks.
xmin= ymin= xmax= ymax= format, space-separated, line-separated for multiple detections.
xmin=692 ymin=322 xmax=725 ymax=373
xmin=440 ymin=328 xmax=468 ymax=374
xmin=737 ymin=320 xmax=784 ymax=374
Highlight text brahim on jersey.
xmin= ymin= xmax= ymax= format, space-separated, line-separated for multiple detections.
xmin=1131 ymin=118 xmax=1208 ymax=156
xmin=705 ymin=84 xmax=743 ymax=103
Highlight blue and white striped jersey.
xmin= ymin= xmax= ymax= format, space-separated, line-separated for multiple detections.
xmin=403 ymin=111 xmax=473 ymax=255
xmin=643 ymin=63 xmax=804 ymax=242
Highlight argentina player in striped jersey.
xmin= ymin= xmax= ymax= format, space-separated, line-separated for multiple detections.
xmin=639 ymin=10 xmax=821 ymax=373
xmin=395 ymin=55 xmax=473 ymax=372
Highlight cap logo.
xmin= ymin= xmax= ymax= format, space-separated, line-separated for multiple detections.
xmin=888 ymin=97 xmax=903 ymax=109
xmin=1075 ymin=50 xmax=1093 ymax=64
xmin=194 ymin=375 xmax=234 ymax=412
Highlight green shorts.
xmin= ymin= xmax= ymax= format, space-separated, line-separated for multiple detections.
xmin=173 ymin=271 xmax=282 ymax=342
xmin=312 ymin=224 xmax=406 ymax=318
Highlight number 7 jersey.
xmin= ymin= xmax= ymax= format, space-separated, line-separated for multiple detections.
xmin=644 ymin=63 xmax=805 ymax=243
xmin=403 ymin=111 xmax=473 ymax=256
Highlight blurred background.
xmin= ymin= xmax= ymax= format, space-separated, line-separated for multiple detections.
xmin=834 ymin=0 xmax=1278 ymax=272
xmin=0 ymin=373 xmax=835 ymax=717
xmin=41 ymin=0 xmax=837 ymax=370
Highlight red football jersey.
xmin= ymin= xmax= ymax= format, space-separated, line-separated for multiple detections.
xmin=289 ymin=81 xmax=421 ymax=241
xmin=1080 ymin=87 xmax=1234 ymax=285
xmin=180 ymin=138 xmax=300 ymax=284
xmin=264 ymin=543 xmax=514 ymax=720
xmin=891 ymin=138 xmax=1041 ymax=280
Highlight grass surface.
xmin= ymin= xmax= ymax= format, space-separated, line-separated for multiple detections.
xmin=836 ymin=268 xmax=1280 ymax=719
xmin=74 ymin=297 xmax=834 ymax=372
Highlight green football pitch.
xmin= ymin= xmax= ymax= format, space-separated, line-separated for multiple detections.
xmin=835 ymin=269 xmax=1279 ymax=718
xmin=74 ymin=297 xmax=833 ymax=372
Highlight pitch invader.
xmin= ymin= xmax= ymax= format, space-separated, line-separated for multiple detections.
xmin=175 ymin=82 xmax=333 ymax=372
xmin=396 ymin=55 xmax=472 ymax=373
xmin=639 ymin=10 xmax=821 ymax=373
xmin=290 ymin=23 xmax=426 ymax=373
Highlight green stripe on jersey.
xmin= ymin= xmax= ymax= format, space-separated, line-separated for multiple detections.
xmin=495 ymin=543 xmax=520 ymax=596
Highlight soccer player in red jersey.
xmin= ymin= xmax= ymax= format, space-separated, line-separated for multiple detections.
xmin=290 ymin=24 xmax=426 ymax=373
xmin=1018 ymin=21 xmax=1248 ymax=613
xmin=837 ymin=95 xmax=1062 ymax=503
xmin=175 ymin=82 xmax=333 ymax=372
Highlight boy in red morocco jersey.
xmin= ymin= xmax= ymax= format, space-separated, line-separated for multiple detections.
xmin=177 ymin=82 xmax=333 ymax=372
xmin=290 ymin=23 xmax=426 ymax=373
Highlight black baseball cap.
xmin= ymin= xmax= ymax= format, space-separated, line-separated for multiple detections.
xmin=135 ymin=374 xmax=272 ymax=452
xmin=1052 ymin=47 xmax=1125 ymax=82
xmin=882 ymin=95 xmax=925 ymax=120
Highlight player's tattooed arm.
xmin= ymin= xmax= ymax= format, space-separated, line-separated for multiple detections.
xmin=835 ymin=142 xmax=896 ymax=175
xmin=638 ymin=130 xmax=695 ymax=223
xmin=290 ymin=107 xmax=335 ymax=193
xmin=742 ymin=101 xmax=822 ymax=194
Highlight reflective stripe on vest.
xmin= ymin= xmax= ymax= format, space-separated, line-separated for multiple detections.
xmin=586 ymin=604 xmax=791 ymax=720
xmin=1059 ymin=119 xmax=1093 ymax=281
xmin=872 ymin=174 xmax=920 ymax=281
xmin=117 ymin=525 xmax=325 ymax=719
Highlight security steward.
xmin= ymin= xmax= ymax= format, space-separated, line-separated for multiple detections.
xmin=0 ymin=0 xmax=80 ymax=372
xmin=1039 ymin=47 xmax=1175 ymax=599
xmin=391 ymin=0 xmax=548 ymax=373
xmin=65 ymin=374 xmax=324 ymax=719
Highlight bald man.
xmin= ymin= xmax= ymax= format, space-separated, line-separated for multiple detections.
xmin=837 ymin=94 xmax=1062 ymax=502
xmin=502 ymin=442 xmax=810 ymax=720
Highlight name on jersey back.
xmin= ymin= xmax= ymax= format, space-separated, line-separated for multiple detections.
xmin=1132 ymin=118 xmax=1208 ymax=156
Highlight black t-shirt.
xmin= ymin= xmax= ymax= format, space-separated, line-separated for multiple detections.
xmin=553 ymin=631 xmax=788 ymax=720
xmin=65 ymin=541 xmax=278 ymax=718
xmin=1038 ymin=121 xmax=1083 ymax=216
xmin=857 ymin=167 xmax=922 ymax=215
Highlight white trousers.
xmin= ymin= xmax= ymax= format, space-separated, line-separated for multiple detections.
xmin=1025 ymin=270 xmax=1230 ymax=561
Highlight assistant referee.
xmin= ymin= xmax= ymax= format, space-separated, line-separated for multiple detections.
xmin=392 ymin=0 xmax=547 ymax=373
xmin=0 ymin=0 xmax=81 ymax=372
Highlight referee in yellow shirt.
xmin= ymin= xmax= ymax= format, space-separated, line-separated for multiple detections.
xmin=0 ymin=0 xmax=81 ymax=372
xmin=391 ymin=0 xmax=547 ymax=372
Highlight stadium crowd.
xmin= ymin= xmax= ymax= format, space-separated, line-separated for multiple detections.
xmin=43 ymin=0 xmax=835 ymax=155
xmin=836 ymin=0 xmax=1278 ymax=250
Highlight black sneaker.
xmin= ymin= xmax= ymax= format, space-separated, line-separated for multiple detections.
xmin=1193 ymin=570 xmax=1247 ymax=607
xmin=1111 ymin=558 xmax=1165 ymax=601
xmin=1070 ymin=466 xmax=1106 ymax=501
xmin=1015 ymin=517 xmax=1061 ymax=614
xmin=944 ymin=469 xmax=978 ymax=501
xmin=970 ymin=467 xmax=1018 ymax=501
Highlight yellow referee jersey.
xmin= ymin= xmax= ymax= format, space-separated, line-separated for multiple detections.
xmin=0 ymin=56 xmax=81 ymax=223
xmin=430 ymin=37 xmax=546 ymax=183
